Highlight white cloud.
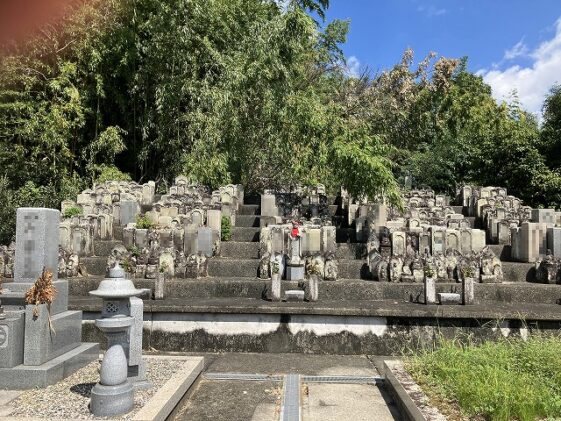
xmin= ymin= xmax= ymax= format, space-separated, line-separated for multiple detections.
xmin=504 ymin=39 xmax=528 ymax=60
xmin=417 ymin=5 xmax=447 ymax=18
xmin=346 ymin=56 xmax=361 ymax=78
xmin=479 ymin=18 xmax=561 ymax=117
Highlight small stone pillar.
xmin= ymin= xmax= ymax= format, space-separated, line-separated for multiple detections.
xmin=462 ymin=277 xmax=475 ymax=305
xmin=424 ymin=274 xmax=436 ymax=305
xmin=89 ymin=264 xmax=144 ymax=417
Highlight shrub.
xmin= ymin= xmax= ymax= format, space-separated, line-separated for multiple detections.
xmin=63 ymin=206 xmax=82 ymax=218
xmin=136 ymin=215 xmax=153 ymax=229
xmin=221 ymin=216 xmax=232 ymax=241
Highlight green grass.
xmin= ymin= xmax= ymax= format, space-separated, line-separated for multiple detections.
xmin=406 ymin=335 xmax=561 ymax=421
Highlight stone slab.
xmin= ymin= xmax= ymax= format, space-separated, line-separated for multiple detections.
xmin=24 ymin=308 xmax=82 ymax=366
xmin=437 ymin=293 xmax=461 ymax=305
xmin=0 ymin=342 xmax=99 ymax=389
xmin=14 ymin=208 xmax=60 ymax=284
xmin=120 ymin=201 xmax=141 ymax=226
xmin=0 ymin=311 xmax=25 ymax=369
xmin=547 ymin=227 xmax=561 ymax=258
xmin=285 ymin=290 xmax=305 ymax=301
xmin=286 ymin=265 xmax=305 ymax=281
xmin=2 ymin=280 xmax=69 ymax=315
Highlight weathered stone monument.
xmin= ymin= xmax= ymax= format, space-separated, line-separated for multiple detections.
xmin=0 ymin=208 xmax=98 ymax=389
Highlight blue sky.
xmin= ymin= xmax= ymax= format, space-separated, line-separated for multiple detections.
xmin=323 ymin=0 xmax=561 ymax=116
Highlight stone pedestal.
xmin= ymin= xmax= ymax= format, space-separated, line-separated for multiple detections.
xmin=286 ymin=264 xmax=305 ymax=281
xmin=438 ymin=293 xmax=461 ymax=305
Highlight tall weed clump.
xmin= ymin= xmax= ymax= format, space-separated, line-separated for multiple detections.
xmin=406 ymin=335 xmax=561 ymax=421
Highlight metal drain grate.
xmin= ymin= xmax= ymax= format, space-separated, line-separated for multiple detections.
xmin=302 ymin=375 xmax=384 ymax=384
xmin=203 ymin=372 xmax=284 ymax=382
xmin=281 ymin=374 xmax=301 ymax=421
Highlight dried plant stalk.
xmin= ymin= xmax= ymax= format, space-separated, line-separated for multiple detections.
xmin=25 ymin=267 xmax=57 ymax=317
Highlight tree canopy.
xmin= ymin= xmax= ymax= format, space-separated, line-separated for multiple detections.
xmin=0 ymin=0 xmax=560 ymax=243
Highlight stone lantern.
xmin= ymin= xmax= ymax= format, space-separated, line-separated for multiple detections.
xmin=89 ymin=264 xmax=144 ymax=417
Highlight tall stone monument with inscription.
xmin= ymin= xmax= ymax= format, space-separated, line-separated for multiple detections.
xmin=0 ymin=208 xmax=98 ymax=389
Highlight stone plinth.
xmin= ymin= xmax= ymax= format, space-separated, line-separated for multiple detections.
xmin=23 ymin=306 xmax=82 ymax=366
xmin=0 ymin=310 xmax=25 ymax=369
xmin=286 ymin=264 xmax=305 ymax=281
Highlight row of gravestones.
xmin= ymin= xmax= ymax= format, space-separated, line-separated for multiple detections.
xmin=156 ymin=178 xmax=243 ymax=224
xmin=51 ymin=178 xmax=243 ymax=279
xmin=108 ymin=243 xmax=211 ymax=280
xmin=141 ymin=208 xmax=221 ymax=231
xmin=458 ymin=185 xmax=511 ymax=217
xmin=367 ymin=227 xmax=487 ymax=261
xmin=403 ymin=188 xmax=449 ymax=208
xmin=368 ymin=241 xmax=502 ymax=284
xmin=258 ymin=224 xmax=337 ymax=281
xmin=117 ymin=225 xmax=218 ymax=279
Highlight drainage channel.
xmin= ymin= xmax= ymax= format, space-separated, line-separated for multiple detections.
xmin=203 ymin=372 xmax=385 ymax=421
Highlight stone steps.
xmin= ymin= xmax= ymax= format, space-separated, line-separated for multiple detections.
xmin=234 ymin=215 xmax=261 ymax=227
xmin=336 ymin=228 xmax=359 ymax=243
xmin=220 ymin=241 xmax=367 ymax=261
xmin=207 ymin=258 xmax=260 ymax=278
xmin=207 ymin=257 xmax=370 ymax=279
xmin=221 ymin=242 xmax=260 ymax=259
xmin=238 ymin=204 xmax=260 ymax=215
xmin=67 ymin=277 xmax=561 ymax=304
xmin=80 ymin=256 xmax=107 ymax=277
xmin=489 ymin=244 xmax=513 ymax=261
xmin=336 ymin=243 xmax=366 ymax=260
xmin=93 ymin=240 xmax=123 ymax=257
xmin=232 ymin=227 xmax=260 ymax=242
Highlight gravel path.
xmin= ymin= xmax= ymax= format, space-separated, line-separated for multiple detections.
xmin=10 ymin=357 xmax=185 ymax=420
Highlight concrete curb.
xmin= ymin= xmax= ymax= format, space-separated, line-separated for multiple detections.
xmin=133 ymin=356 xmax=204 ymax=421
xmin=382 ymin=360 xmax=445 ymax=421
xmin=382 ymin=360 xmax=425 ymax=421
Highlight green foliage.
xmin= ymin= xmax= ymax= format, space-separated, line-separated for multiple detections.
xmin=407 ymin=335 xmax=561 ymax=421
xmin=271 ymin=261 xmax=280 ymax=275
xmin=136 ymin=215 xmax=153 ymax=229
xmin=220 ymin=216 xmax=232 ymax=242
xmin=95 ymin=165 xmax=132 ymax=184
xmin=63 ymin=206 xmax=82 ymax=218
xmin=1 ymin=0 xmax=561 ymax=244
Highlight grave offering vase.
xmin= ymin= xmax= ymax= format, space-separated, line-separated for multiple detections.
xmin=89 ymin=264 xmax=144 ymax=417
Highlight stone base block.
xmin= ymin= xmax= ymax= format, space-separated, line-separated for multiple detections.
xmin=481 ymin=275 xmax=499 ymax=283
xmin=285 ymin=290 xmax=305 ymax=302
xmin=286 ymin=265 xmax=305 ymax=281
xmin=0 ymin=342 xmax=99 ymax=389
xmin=0 ymin=310 xmax=25 ymax=369
xmin=24 ymin=307 xmax=83 ymax=366
xmin=437 ymin=293 xmax=461 ymax=305
xmin=90 ymin=381 xmax=134 ymax=417
xmin=1 ymin=280 xmax=69 ymax=315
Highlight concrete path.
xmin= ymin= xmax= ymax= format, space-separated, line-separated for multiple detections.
xmin=171 ymin=353 xmax=400 ymax=421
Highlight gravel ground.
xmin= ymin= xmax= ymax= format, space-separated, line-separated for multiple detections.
xmin=10 ymin=357 xmax=185 ymax=420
